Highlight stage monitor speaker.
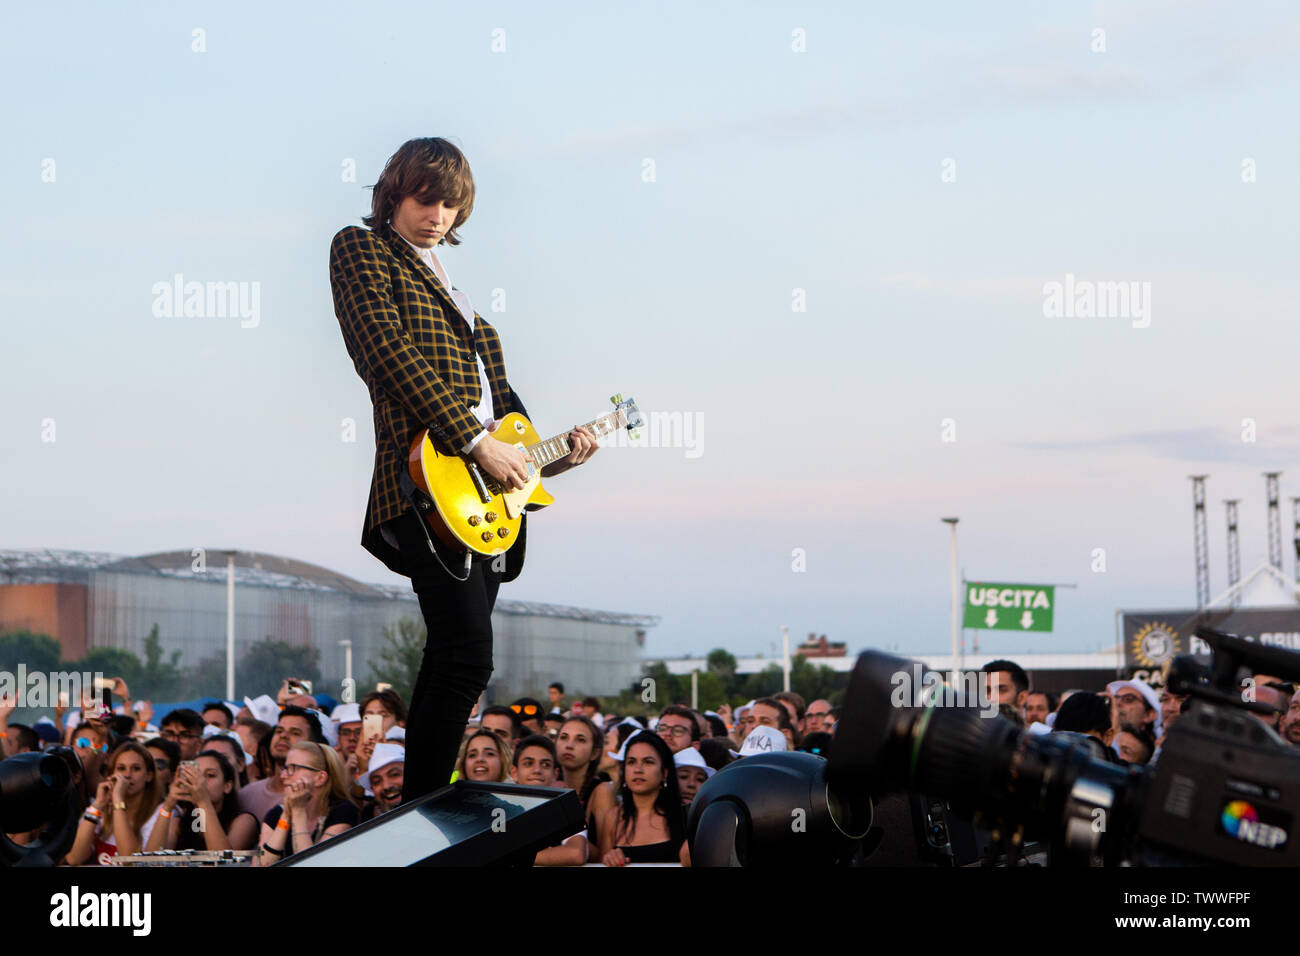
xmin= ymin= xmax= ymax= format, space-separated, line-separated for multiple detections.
xmin=278 ymin=781 xmax=585 ymax=867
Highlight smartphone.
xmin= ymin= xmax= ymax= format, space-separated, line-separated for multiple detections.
xmin=287 ymin=679 xmax=313 ymax=696
xmin=93 ymin=677 xmax=114 ymax=691
xmin=375 ymin=682 xmax=392 ymax=693
xmin=362 ymin=713 xmax=384 ymax=742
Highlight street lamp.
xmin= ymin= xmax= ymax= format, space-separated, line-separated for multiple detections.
xmin=941 ymin=518 xmax=959 ymax=686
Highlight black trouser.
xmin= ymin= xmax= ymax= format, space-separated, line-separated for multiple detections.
xmin=392 ymin=511 xmax=501 ymax=802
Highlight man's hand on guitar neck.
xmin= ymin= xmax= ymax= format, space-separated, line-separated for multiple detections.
xmin=470 ymin=432 xmax=532 ymax=491
xmin=540 ymin=425 xmax=599 ymax=479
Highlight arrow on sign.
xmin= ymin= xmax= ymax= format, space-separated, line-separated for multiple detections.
xmin=1020 ymin=611 xmax=1034 ymax=629
xmin=984 ymin=609 xmax=998 ymax=627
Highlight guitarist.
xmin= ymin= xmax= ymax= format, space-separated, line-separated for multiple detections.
xmin=330 ymin=137 xmax=598 ymax=802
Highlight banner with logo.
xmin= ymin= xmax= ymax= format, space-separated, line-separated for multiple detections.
xmin=1120 ymin=606 xmax=1300 ymax=671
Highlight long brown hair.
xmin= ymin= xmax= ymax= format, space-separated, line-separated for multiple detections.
xmin=105 ymin=740 xmax=162 ymax=835
xmin=454 ymin=730 xmax=512 ymax=783
xmin=363 ymin=137 xmax=475 ymax=245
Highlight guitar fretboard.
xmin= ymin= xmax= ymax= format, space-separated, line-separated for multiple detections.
xmin=527 ymin=410 xmax=626 ymax=468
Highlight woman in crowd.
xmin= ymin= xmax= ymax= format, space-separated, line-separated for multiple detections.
xmin=556 ymin=716 xmax=615 ymax=861
xmin=599 ymin=731 xmax=690 ymax=866
xmin=147 ymin=750 xmax=258 ymax=852
xmin=454 ymin=729 xmax=512 ymax=783
xmin=66 ymin=740 xmax=163 ymax=865
xmin=253 ymin=741 xmax=357 ymax=864
xmin=145 ymin=736 xmax=181 ymax=795
xmin=201 ymin=731 xmax=249 ymax=789
xmin=71 ymin=721 xmax=109 ymax=793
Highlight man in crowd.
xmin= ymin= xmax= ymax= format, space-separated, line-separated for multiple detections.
xmin=547 ymin=682 xmax=565 ymax=715
xmin=656 ymin=705 xmax=701 ymax=754
xmin=1113 ymin=723 xmax=1156 ymax=765
xmin=238 ymin=706 xmax=326 ymax=821
xmin=363 ymin=743 xmax=406 ymax=819
xmin=802 ymin=699 xmax=832 ymax=737
xmin=332 ymin=702 xmax=363 ymax=762
xmin=1022 ymin=690 xmax=1056 ymax=727
xmin=159 ymin=708 xmax=206 ymax=761
xmin=511 ymin=734 xmax=558 ymax=785
xmin=1106 ymin=678 xmax=1160 ymax=739
xmin=750 ymin=697 xmax=796 ymax=750
xmin=479 ymin=705 xmax=521 ymax=744
xmin=201 ymin=701 xmax=234 ymax=730
xmin=1281 ymin=690 xmax=1300 ymax=746
xmin=984 ymin=659 xmax=1030 ymax=712
xmin=512 ymin=697 xmax=545 ymax=737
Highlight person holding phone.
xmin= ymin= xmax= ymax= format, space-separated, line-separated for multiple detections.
xmin=253 ymin=742 xmax=358 ymax=865
xmin=355 ymin=689 xmax=407 ymax=778
xmin=66 ymin=741 xmax=163 ymax=865
xmin=147 ymin=750 xmax=258 ymax=852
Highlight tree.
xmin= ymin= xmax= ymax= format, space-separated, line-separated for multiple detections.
xmin=237 ymin=638 xmax=320 ymax=699
xmin=365 ymin=617 xmax=426 ymax=707
xmin=66 ymin=647 xmax=144 ymax=694
xmin=138 ymin=624 xmax=183 ymax=701
xmin=179 ymin=653 xmax=228 ymax=702
xmin=706 ymin=648 xmax=739 ymax=697
xmin=0 ymin=629 xmax=62 ymax=675
xmin=789 ymin=654 xmax=843 ymax=704
xmin=740 ymin=664 xmax=784 ymax=702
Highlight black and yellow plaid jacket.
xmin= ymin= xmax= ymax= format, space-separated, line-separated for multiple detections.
xmin=330 ymin=222 xmax=528 ymax=580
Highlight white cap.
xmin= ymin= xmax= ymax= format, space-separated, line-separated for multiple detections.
xmin=243 ymin=695 xmax=279 ymax=726
xmin=331 ymin=702 xmax=361 ymax=725
xmin=1107 ymin=678 xmax=1162 ymax=737
xmin=360 ymin=742 xmax=406 ymax=793
xmin=673 ymin=747 xmax=715 ymax=778
xmin=730 ymin=726 xmax=787 ymax=758
xmin=308 ymin=708 xmax=337 ymax=747
xmin=1026 ymin=721 xmax=1053 ymax=736
xmin=384 ymin=726 xmax=406 ymax=743
xmin=607 ymin=729 xmax=656 ymax=762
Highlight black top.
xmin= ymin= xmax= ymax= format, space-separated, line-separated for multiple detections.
xmin=262 ymin=801 xmax=359 ymax=844
xmin=617 ymin=840 xmax=680 ymax=864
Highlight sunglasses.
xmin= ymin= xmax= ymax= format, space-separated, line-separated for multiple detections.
xmin=511 ymin=704 xmax=539 ymax=716
xmin=75 ymin=737 xmax=108 ymax=753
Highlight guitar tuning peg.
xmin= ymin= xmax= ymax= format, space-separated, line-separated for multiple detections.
xmin=629 ymin=429 xmax=640 ymax=440
xmin=610 ymin=393 xmax=623 ymax=405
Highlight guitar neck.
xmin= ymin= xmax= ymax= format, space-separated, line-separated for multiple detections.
xmin=526 ymin=410 xmax=625 ymax=469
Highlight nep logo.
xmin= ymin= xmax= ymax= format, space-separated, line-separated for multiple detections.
xmin=1221 ymin=800 xmax=1289 ymax=851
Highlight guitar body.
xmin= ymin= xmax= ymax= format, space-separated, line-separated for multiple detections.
xmin=407 ymin=411 xmax=554 ymax=557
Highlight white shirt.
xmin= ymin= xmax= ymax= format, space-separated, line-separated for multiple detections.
xmin=398 ymin=234 xmax=495 ymax=453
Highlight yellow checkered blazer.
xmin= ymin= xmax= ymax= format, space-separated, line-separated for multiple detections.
xmin=330 ymin=222 xmax=528 ymax=580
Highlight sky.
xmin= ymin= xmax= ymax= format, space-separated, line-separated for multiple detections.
xmin=4 ymin=0 xmax=1300 ymax=665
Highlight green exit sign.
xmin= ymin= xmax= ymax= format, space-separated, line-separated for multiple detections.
xmin=963 ymin=583 xmax=1054 ymax=632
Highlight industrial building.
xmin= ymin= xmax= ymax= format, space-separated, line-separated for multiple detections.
xmin=0 ymin=548 xmax=657 ymax=700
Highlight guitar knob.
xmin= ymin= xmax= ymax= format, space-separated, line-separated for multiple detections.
xmin=467 ymin=516 xmax=481 ymax=527
xmin=497 ymin=528 xmax=510 ymax=539
xmin=484 ymin=511 xmax=497 ymax=523
xmin=481 ymin=531 xmax=495 ymax=543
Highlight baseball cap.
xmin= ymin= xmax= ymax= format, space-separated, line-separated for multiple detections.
xmin=730 ymin=725 xmax=787 ymax=758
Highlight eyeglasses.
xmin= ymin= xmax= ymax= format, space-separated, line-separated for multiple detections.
xmin=805 ymin=712 xmax=830 ymax=720
xmin=656 ymin=724 xmax=692 ymax=738
xmin=154 ymin=758 xmax=172 ymax=771
xmin=280 ymin=763 xmax=323 ymax=776
xmin=75 ymin=737 xmax=108 ymax=753
xmin=1115 ymin=694 xmax=1144 ymax=706
xmin=160 ymin=730 xmax=202 ymax=741
xmin=511 ymin=704 xmax=539 ymax=716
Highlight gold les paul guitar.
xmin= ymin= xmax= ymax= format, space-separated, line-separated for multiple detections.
xmin=406 ymin=394 xmax=643 ymax=557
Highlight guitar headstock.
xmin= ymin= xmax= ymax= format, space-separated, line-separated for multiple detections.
xmin=610 ymin=393 xmax=644 ymax=439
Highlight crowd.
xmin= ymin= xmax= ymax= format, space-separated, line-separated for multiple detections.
xmin=2 ymin=662 xmax=1297 ymax=866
